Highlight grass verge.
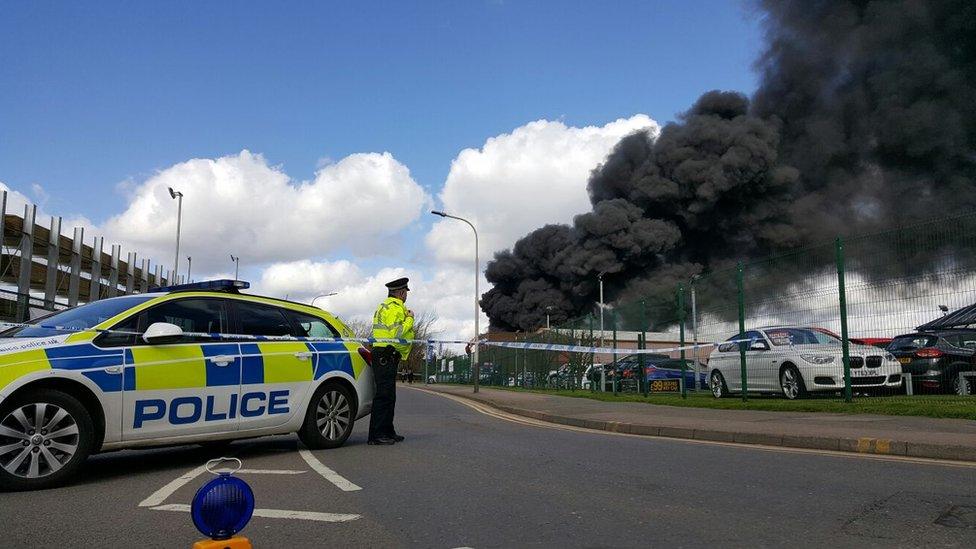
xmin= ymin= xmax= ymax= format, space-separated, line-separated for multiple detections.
xmin=442 ymin=384 xmax=976 ymax=420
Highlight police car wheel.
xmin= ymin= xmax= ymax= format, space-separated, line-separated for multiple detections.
xmin=0 ymin=389 xmax=94 ymax=491
xmin=299 ymin=383 xmax=355 ymax=449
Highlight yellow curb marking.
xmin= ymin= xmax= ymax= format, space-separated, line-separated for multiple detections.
xmin=857 ymin=437 xmax=892 ymax=454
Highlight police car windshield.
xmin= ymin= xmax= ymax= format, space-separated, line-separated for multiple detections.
xmin=0 ymin=295 xmax=157 ymax=338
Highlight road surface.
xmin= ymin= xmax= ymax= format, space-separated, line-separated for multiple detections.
xmin=2 ymin=386 xmax=974 ymax=548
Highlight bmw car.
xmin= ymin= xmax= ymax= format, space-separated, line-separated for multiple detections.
xmin=0 ymin=280 xmax=373 ymax=490
xmin=707 ymin=326 xmax=902 ymax=399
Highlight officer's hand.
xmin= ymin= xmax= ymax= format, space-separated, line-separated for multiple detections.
xmin=407 ymin=309 xmax=414 ymax=317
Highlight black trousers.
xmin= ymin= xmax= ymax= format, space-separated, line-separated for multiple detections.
xmin=368 ymin=347 xmax=399 ymax=440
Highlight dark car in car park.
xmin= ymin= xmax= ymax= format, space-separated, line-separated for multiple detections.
xmin=887 ymin=330 xmax=976 ymax=394
xmin=607 ymin=354 xmax=707 ymax=392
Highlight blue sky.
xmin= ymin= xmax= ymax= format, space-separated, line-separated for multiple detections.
xmin=0 ymin=1 xmax=763 ymax=337
xmin=1 ymin=0 xmax=761 ymax=218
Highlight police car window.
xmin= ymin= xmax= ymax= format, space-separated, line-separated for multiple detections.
xmin=0 ymin=295 xmax=156 ymax=339
xmin=143 ymin=298 xmax=229 ymax=343
xmin=235 ymin=302 xmax=294 ymax=337
xmin=96 ymin=313 xmax=144 ymax=348
xmin=284 ymin=310 xmax=340 ymax=338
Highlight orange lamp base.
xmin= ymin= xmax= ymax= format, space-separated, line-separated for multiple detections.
xmin=192 ymin=536 xmax=252 ymax=549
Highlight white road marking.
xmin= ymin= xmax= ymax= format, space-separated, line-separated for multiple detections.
xmin=414 ymin=387 xmax=976 ymax=470
xmin=298 ymin=446 xmax=362 ymax=491
xmin=151 ymin=503 xmax=361 ymax=523
xmin=236 ymin=469 xmax=306 ymax=475
xmin=138 ymin=463 xmax=209 ymax=507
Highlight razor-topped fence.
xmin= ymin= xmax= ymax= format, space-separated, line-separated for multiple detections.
xmin=460 ymin=212 xmax=976 ymax=413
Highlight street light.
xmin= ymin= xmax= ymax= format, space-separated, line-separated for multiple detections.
xmin=311 ymin=292 xmax=338 ymax=308
xmin=230 ymin=255 xmax=240 ymax=281
xmin=545 ymin=305 xmax=554 ymax=330
xmin=168 ymin=187 xmax=183 ymax=281
xmin=431 ymin=209 xmax=481 ymax=393
xmin=597 ymin=272 xmax=606 ymax=349
xmin=187 ymin=256 xmax=192 ymax=283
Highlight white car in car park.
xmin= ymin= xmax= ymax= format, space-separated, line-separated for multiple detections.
xmin=707 ymin=326 xmax=903 ymax=399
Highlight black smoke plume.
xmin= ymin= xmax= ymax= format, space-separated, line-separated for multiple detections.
xmin=484 ymin=0 xmax=976 ymax=331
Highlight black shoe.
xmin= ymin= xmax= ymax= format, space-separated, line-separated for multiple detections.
xmin=391 ymin=434 xmax=405 ymax=442
xmin=367 ymin=437 xmax=396 ymax=445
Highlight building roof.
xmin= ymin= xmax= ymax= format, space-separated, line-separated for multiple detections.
xmin=917 ymin=303 xmax=976 ymax=331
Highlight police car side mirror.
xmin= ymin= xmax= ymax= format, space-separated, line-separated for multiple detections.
xmin=143 ymin=322 xmax=184 ymax=345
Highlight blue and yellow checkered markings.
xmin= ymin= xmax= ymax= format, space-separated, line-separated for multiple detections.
xmin=242 ymin=342 xmax=316 ymax=385
xmin=309 ymin=341 xmax=354 ymax=379
xmin=37 ymin=343 xmax=124 ymax=393
xmin=45 ymin=343 xmax=123 ymax=370
xmin=0 ymin=349 xmax=53 ymax=392
xmin=240 ymin=343 xmax=264 ymax=385
xmin=1 ymin=336 xmax=359 ymax=395
xmin=202 ymin=343 xmax=241 ymax=387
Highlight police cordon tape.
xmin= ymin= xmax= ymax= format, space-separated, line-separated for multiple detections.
xmin=0 ymin=321 xmax=754 ymax=356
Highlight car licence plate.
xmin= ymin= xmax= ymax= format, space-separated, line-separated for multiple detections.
xmin=649 ymin=379 xmax=681 ymax=392
xmin=854 ymin=368 xmax=879 ymax=377
xmin=898 ymin=357 xmax=911 ymax=365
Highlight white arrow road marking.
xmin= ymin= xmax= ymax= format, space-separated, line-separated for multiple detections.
xmin=298 ymin=446 xmax=362 ymax=491
xmin=151 ymin=504 xmax=360 ymax=523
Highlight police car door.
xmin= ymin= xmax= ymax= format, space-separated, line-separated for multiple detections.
xmin=122 ymin=297 xmax=241 ymax=441
xmin=233 ymin=300 xmax=314 ymax=431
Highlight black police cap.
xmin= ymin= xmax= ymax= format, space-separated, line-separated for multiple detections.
xmin=385 ymin=277 xmax=410 ymax=291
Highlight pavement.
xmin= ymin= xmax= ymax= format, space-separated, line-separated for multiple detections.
xmin=4 ymin=386 xmax=975 ymax=548
xmin=423 ymin=383 xmax=976 ymax=462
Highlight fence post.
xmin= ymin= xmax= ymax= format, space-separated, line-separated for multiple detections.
xmin=609 ymin=309 xmax=617 ymax=393
xmin=736 ymin=262 xmax=748 ymax=401
xmin=640 ymin=300 xmax=648 ymax=396
xmin=678 ymin=284 xmax=687 ymax=399
xmin=588 ymin=313 xmax=603 ymax=391
xmin=836 ymin=237 xmax=853 ymax=403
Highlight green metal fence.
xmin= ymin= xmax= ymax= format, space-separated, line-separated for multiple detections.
xmin=452 ymin=212 xmax=976 ymax=411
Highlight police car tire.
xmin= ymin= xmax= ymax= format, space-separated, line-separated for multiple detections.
xmin=0 ymin=389 xmax=95 ymax=491
xmin=299 ymin=383 xmax=355 ymax=450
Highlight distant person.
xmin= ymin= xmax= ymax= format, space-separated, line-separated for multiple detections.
xmin=368 ymin=277 xmax=414 ymax=445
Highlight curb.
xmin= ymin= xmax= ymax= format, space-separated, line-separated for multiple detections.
xmin=425 ymin=388 xmax=976 ymax=463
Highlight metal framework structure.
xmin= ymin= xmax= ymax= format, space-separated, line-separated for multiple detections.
xmin=0 ymin=192 xmax=177 ymax=321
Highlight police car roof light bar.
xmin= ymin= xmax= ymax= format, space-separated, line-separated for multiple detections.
xmin=151 ymin=279 xmax=250 ymax=293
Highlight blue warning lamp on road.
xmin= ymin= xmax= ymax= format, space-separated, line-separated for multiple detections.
xmin=191 ymin=458 xmax=255 ymax=549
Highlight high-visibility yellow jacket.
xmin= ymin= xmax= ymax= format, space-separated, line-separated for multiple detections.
xmin=372 ymin=296 xmax=415 ymax=359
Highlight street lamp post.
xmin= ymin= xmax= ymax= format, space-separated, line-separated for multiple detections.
xmin=545 ymin=305 xmax=554 ymax=330
xmin=598 ymin=272 xmax=606 ymax=349
xmin=431 ymin=210 xmax=480 ymax=393
xmin=187 ymin=256 xmax=192 ymax=283
xmin=168 ymin=188 xmax=183 ymax=281
xmin=230 ymin=255 xmax=240 ymax=281
xmin=311 ymin=292 xmax=338 ymax=308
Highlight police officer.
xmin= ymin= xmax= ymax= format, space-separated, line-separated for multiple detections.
xmin=368 ymin=277 xmax=414 ymax=445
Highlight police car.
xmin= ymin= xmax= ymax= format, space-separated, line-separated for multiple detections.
xmin=0 ymin=280 xmax=374 ymax=490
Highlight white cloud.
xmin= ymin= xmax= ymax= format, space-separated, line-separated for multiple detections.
xmin=0 ymin=181 xmax=94 ymax=236
xmin=253 ymin=259 xmax=487 ymax=343
xmin=426 ymin=115 xmax=659 ymax=263
xmin=99 ymin=150 xmax=430 ymax=273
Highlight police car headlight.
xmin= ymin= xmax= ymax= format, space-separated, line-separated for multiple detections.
xmin=800 ymin=354 xmax=835 ymax=365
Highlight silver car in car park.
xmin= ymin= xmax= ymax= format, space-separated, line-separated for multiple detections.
xmin=707 ymin=326 xmax=903 ymax=399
